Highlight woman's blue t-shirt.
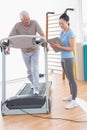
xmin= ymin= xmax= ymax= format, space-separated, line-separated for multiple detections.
xmin=60 ymin=29 xmax=74 ymax=59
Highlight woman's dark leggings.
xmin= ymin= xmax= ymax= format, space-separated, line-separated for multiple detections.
xmin=61 ymin=58 xmax=77 ymax=100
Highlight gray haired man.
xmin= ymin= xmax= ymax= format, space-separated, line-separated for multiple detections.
xmin=7 ymin=10 xmax=45 ymax=94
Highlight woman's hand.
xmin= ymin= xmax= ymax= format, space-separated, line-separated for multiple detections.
xmin=50 ymin=41 xmax=61 ymax=49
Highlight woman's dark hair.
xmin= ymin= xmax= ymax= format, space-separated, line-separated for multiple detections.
xmin=59 ymin=8 xmax=74 ymax=22
xmin=59 ymin=13 xmax=69 ymax=22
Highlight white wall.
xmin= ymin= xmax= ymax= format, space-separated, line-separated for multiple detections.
xmin=0 ymin=0 xmax=83 ymax=82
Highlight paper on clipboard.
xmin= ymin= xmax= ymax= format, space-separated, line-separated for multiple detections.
xmin=48 ymin=37 xmax=63 ymax=52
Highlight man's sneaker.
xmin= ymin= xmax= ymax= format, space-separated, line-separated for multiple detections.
xmin=65 ymin=100 xmax=79 ymax=109
xmin=33 ymin=88 xmax=39 ymax=95
xmin=30 ymin=84 xmax=34 ymax=89
xmin=63 ymin=95 xmax=72 ymax=101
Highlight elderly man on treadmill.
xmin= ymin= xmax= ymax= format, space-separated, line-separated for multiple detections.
xmin=7 ymin=10 xmax=45 ymax=95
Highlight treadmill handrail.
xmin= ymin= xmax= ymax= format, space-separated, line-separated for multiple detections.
xmin=0 ymin=35 xmax=46 ymax=48
xmin=0 ymin=35 xmax=46 ymax=42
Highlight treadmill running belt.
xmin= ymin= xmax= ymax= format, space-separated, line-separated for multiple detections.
xmin=6 ymin=95 xmax=46 ymax=109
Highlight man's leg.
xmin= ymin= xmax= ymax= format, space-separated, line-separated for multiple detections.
xmin=31 ymin=49 xmax=40 ymax=94
xmin=21 ymin=52 xmax=33 ymax=83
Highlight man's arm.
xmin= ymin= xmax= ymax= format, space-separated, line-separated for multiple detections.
xmin=39 ymin=32 xmax=45 ymax=37
xmin=6 ymin=24 xmax=17 ymax=54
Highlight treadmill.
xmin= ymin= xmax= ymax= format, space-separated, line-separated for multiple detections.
xmin=0 ymin=35 xmax=52 ymax=116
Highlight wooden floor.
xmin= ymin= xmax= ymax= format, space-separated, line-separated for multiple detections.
xmin=0 ymin=73 xmax=87 ymax=130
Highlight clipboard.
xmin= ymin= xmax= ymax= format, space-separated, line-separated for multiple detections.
xmin=48 ymin=37 xmax=63 ymax=52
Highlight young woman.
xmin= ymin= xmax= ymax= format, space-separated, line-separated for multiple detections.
xmin=50 ymin=12 xmax=78 ymax=109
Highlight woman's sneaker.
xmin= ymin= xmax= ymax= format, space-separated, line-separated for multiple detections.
xmin=63 ymin=95 xmax=72 ymax=101
xmin=65 ymin=100 xmax=79 ymax=109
